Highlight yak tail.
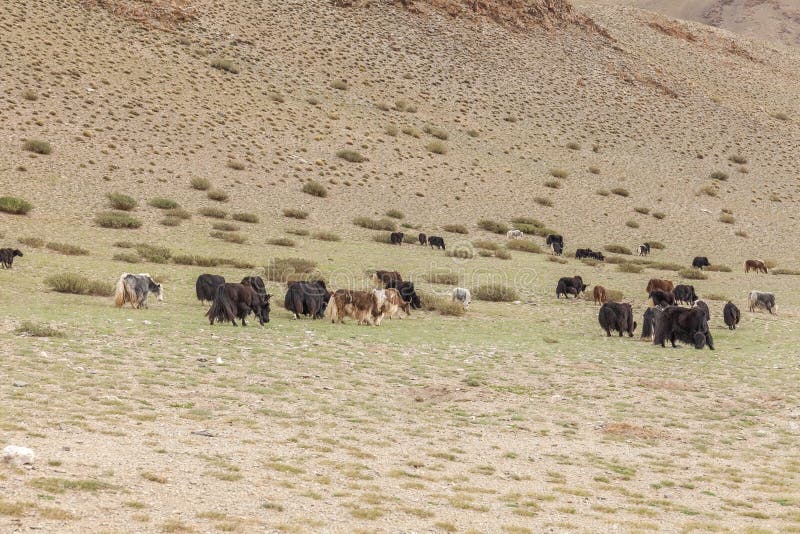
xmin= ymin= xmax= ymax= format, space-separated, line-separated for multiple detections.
xmin=114 ymin=273 xmax=128 ymax=308
xmin=326 ymin=293 xmax=339 ymax=323
xmin=207 ymin=285 xmax=235 ymax=323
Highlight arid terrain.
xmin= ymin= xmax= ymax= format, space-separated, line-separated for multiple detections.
xmin=1 ymin=0 xmax=799 ymax=532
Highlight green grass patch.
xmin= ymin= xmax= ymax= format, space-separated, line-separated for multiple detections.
xmin=106 ymin=192 xmax=137 ymax=211
xmin=15 ymin=321 xmax=66 ymax=338
xmin=473 ymin=284 xmax=518 ymax=302
xmin=478 ymin=219 xmax=509 ymax=234
xmin=45 ymin=274 xmax=113 ymax=296
xmin=199 ymin=207 xmax=227 ymax=219
xmin=46 ymin=242 xmax=89 ymax=256
xmin=506 ymin=240 xmax=541 ymax=253
xmin=95 ymin=212 xmax=142 ymax=229
xmin=148 ymin=198 xmax=179 ymax=210
xmin=0 ymin=197 xmax=33 ymax=215
xmin=354 ymin=216 xmax=396 ymax=231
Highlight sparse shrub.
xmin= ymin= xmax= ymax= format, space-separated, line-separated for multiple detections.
xmin=548 ymin=256 xmax=568 ymax=264
xmin=227 ymin=160 xmax=245 ymax=170
xmin=710 ymin=171 xmax=729 ymax=181
xmin=478 ymin=219 xmax=509 ymax=234
xmin=148 ymin=198 xmax=179 ymax=210
xmin=445 ymin=248 xmax=474 ymax=259
xmin=427 ymin=141 xmax=447 ymax=155
xmin=719 ymin=214 xmax=735 ymax=224
xmin=606 ymin=289 xmax=623 ymax=301
xmin=618 ymin=263 xmax=642 ymax=273
xmin=302 ymin=181 xmax=327 ymax=198
xmin=596 ymin=189 xmax=610 ymax=196
xmin=113 ymin=252 xmax=141 ymax=263
xmin=473 ymin=284 xmax=518 ymax=302
xmin=495 ymin=249 xmax=512 ymax=260
xmin=267 ymin=237 xmax=295 ymax=247
xmin=385 ymin=125 xmax=399 ymax=137
xmin=199 ymin=207 xmax=227 ymax=219
xmin=135 ymin=244 xmax=172 ymax=264
xmin=648 ymin=262 xmax=682 ymax=271
xmin=698 ymin=185 xmax=718 ymax=197
xmin=0 ymin=197 xmax=33 ymax=215
xmin=96 ymin=212 xmax=142 ymax=229
xmin=394 ymin=99 xmax=417 ymax=113
xmin=45 ymin=273 xmax=114 ymax=296
xmin=511 ymin=217 xmax=542 ymax=226
xmin=423 ymin=125 xmax=448 ymax=140
xmin=286 ymin=228 xmax=309 ymax=236
xmin=442 ymin=224 xmax=468 ymax=234
xmin=634 ymin=207 xmax=650 ymax=215
xmin=706 ymin=265 xmax=732 ymax=272
xmin=314 ymin=231 xmax=340 ymax=242
xmin=212 ymin=222 xmax=240 ymax=232
xmin=16 ymin=321 xmax=65 ymax=338
xmin=336 ymin=149 xmax=366 ymax=163
xmin=507 ymin=240 xmax=541 ymax=253
xmin=566 ymin=142 xmax=581 ymax=150
xmin=477 ymin=249 xmax=493 ymax=257
xmin=264 ymin=257 xmax=319 ymax=283
xmin=425 ymin=270 xmax=459 ymax=285
xmin=207 ymin=189 xmax=229 ymax=202
xmin=735 ymin=230 xmax=749 ymax=238
xmin=729 ymin=155 xmax=747 ymax=164
xmin=331 ymin=79 xmax=348 ymax=90
xmin=534 ymin=197 xmax=553 ymax=207
xmin=764 ymin=260 xmax=778 ymax=269
xmin=418 ymin=291 xmax=465 ymax=316
xmin=588 ymin=166 xmax=601 ymax=174
xmin=473 ymin=240 xmax=499 ymax=251
xmin=466 ymin=129 xmax=479 ymax=137
xmin=626 ymin=220 xmax=639 ymax=229
xmin=544 ymin=180 xmax=562 ymax=189
xmin=283 ymin=208 xmax=308 ymax=219
xmin=166 ymin=208 xmax=191 ymax=220
xmin=652 ymin=212 xmax=666 ymax=220
xmin=550 ymin=169 xmax=568 ymax=179
xmin=18 ymin=237 xmax=44 ymax=248
xmin=190 ymin=177 xmax=211 ymax=190
xmin=22 ymin=89 xmax=38 ymax=101
xmin=353 ymin=216 xmax=396 ymax=231
xmin=611 ymin=188 xmax=630 ymax=197
xmin=210 ymin=231 xmax=246 ymax=244
xmin=648 ymin=241 xmax=666 ymax=249
xmin=267 ymin=92 xmax=284 ymax=103
xmin=401 ymin=125 xmax=421 ymax=138
xmin=210 ymin=58 xmax=239 ymax=73
xmin=107 ymin=193 xmax=137 ymax=211
xmin=772 ymin=269 xmax=800 ymax=276
xmin=771 ymin=112 xmax=789 ymax=121
xmin=605 ymin=244 xmax=632 ymax=255
xmin=46 ymin=242 xmax=89 ymax=256
xmin=679 ymin=268 xmax=707 ymax=280
xmin=23 ymin=139 xmax=52 ymax=155
xmin=172 ymin=255 xmax=197 ymax=266
xmin=385 ymin=209 xmax=404 ymax=219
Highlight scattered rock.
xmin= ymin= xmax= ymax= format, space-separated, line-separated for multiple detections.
xmin=191 ymin=429 xmax=216 ymax=437
xmin=3 ymin=445 xmax=35 ymax=466
xmin=12 ymin=381 xmax=28 ymax=388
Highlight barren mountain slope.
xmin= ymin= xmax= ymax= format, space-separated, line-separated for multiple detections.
xmin=1 ymin=0 xmax=799 ymax=263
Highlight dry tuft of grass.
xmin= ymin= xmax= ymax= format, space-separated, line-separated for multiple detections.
xmin=107 ymin=192 xmax=137 ymax=211
xmin=549 ymin=168 xmax=568 ymax=179
xmin=267 ymin=237 xmax=295 ymax=247
xmin=314 ymin=231 xmax=340 ymax=242
xmin=634 ymin=207 xmax=650 ymax=215
xmin=331 ymin=79 xmax=349 ymax=90
xmin=442 ymin=224 xmax=468 ymax=234
xmin=507 ymin=240 xmax=541 ymax=253
xmin=605 ymin=244 xmax=632 ymax=255
xmin=425 ymin=270 xmax=460 ymax=285
xmin=210 ymin=58 xmax=239 ymax=73
xmin=534 ymin=197 xmax=553 ymax=207
xmin=16 ymin=321 xmax=66 ymax=338
xmin=652 ymin=211 xmax=666 ymax=220
xmin=354 ymin=216 xmax=396 ymax=231
xmin=710 ymin=171 xmax=729 ymax=181
xmin=719 ymin=214 xmax=735 ymax=224
xmin=283 ymin=208 xmax=308 ymax=219
xmin=385 ymin=209 xmax=404 ymax=219
xmin=210 ymin=231 xmax=246 ymax=244
xmin=207 ymin=189 xmax=229 ymax=202
xmin=45 ymin=273 xmax=114 ymax=296
xmin=423 ymin=125 xmax=449 ymax=140
xmin=625 ymin=220 xmax=639 ymax=228
xmin=679 ymin=268 xmax=708 ymax=280
xmin=302 ymin=181 xmax=328 ymax=197
xmin=232 ymin=212 xmax=258 ymax=223
xmin=212 ymin=222 xmax=240 ymax=232
xmin=427 ymin=140 xmax=448 ymax=154
xmin=544 ymin=180 xmax=562 ymax=189
xmin=22 ymin=139 xmax=52 ymax=155
xmin=199 ymin=207 xmax=227 ymax=219
xmin=95 ymin=212 xmax=142 ymax=229
xmin=190 ymin=177 xmax=211 ymax=191
xmin=227 ymin=160 xmax=246 ymax=171
xmin=148 ymin=198 xmax=179 ymax=210
xmin=478 ymin=219 xmax=509 ymax=234
xmin=264 ymin=258 xmax=319 ymax=283
xmin=706 ymin=264 xmax=732 ymax=272
xmin=47 ymin=242 xmax=89 ymax=256
xmin=0 ymin=197 xmax=33 ymax=215
xmin=611 ymin=187 xmax=630 ymax=197
xmin=473 ymin=284 xmax=518 ymax=302
xmin=418 ymin=291 xmax=465 ymax=316
xmin=18 ymin=237 xmax=44 ymax=248
xmin=618 ymin=263 xmax=643 ymax=273
xmin=337 ymin=149 xmax=366 ymax=163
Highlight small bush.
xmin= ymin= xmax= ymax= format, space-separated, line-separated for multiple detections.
xmin=442 ymin=224 xmax=468 ymax=234
xmin=618 ymin=263 xmax=643 ymax=273
xmin=23 ymin=139 xmax=52 ymax=154
xmin=679 ymin=268 xmax=708 ymax=280
xmin=648 ymin=241 xmax=666 ymax=249
xmin=166 ymin=208 xmax=191 ymax=220
xmin=772 ymin=269 xmax=800 ymax=276
xmin=148 ymin=198 xmax=179 ymax=210
xmin=698 ymin=185 xmax=718 ymax=197
xmin=495 ymin=249 xmax=512 ymax=260
xmin=706 ymin=264 xmax=732 ymax=272
xmin=544 ymin=180 xmax=562 ymax=189
xmin=511 ymin=217 xmax=542 ymax=226
xmin=22 ymin=89 xmax=38 ymax=101
xmin=135 ymin=244 xmax=172 ymax=264
xmin=207 ymin=189 xmax=229 ymax=202
xmin=0 ymin=197 xmax=33 ymax=215
xmin=199 ymin=207 xmax=227 ymax=219
xmin=506 ymin=240 xmax=541 ymax=253
xmin=566 ymin=142 xmax=581 ymax=150
xmin=648 ymin=262 xmax=682 ymax=271
xmin=710 ymin=171 xmax=729 ymax=181
xmin=604 ymin=244 xmax=632 ymax=255
xmin=423 ymin=125 xmax=448 ymax=140
xmin=46 ymin=242 xmax=89 ymax=256
xmin=719 ymin=214 xmax=735 ymax=224
xmin=735 ymin=230 xmax=749 ymax=238
xmin=625 ymin=220 xmax=640 ymax=229
xmin=764 ymin=260 xmax=778 ymax=269
xmin=283 ymin=208 xmax=308 ymax=219
xmin=314 ymin=231 xmax=340 ymax=242
xmin=331 ymin=79 xmax=348 ymax=90
xmin=18 ymin=237 xmax=44 ymax=248
xmin=473 ymin=240 xmax=499 ymax=251
xmin=729 ymin=155 xmax=747 ymax=164
xmin=286 ymin=228 xmax=309 ymax=236
xmin=634 ymin=207 xmax=650 ymax=215
xmin=354 ymin=216 xmax=396 ymax=231
xmin=227 ymin=160 xmax=246 ymax=170
xmin=418 ymin=291 xmax=465 ymax=316
xmin=385 ymin=124 xmax=399 ymax=137
xmin=267 ymin=237 xmax=295 ymax=247
xmin=402 ymin=125 xmax=421 ymax=138
xmin=210 ymin=231 xmax=246 ymax=244
xmin=534 ymin=197 xmax=553 ymax=207
xmin=596 ymin=189 xmax=610 ymax=196
xmin=190 ymin=177 xmax=211 ymax=190
xmin=211 ymin=58 xmax=239 ymax=73
xmin=16 ymin=321 xmax=65 ymax=338
xmin=425 ymin=270 xmax=460 ymax=285
xmin=336 ymin=149 xmax=366 ymax=163
xmin=394 ymin=99 xmax=417 ymax=112
xmin=473 ymin=284 xmax=518 ymax=302
xmin=46 ymin=273 xmax=114 ymax=296
xmin=107 ymin=193 xmax=137 ymax=211
xmin=547 ymin=256 xmax=568 ymax=264
xmin=477 ymin=219 xmax=509 ymax=234
xmin=652 ymin=212 xmax=666 ymax=220
xmin=96 ymin=212 xmax=142 ymax=229
xmin=549 ymin=169 xmax=568 ymax=179
xmin=611 ymin=188 xmax=629 ymax=197
xmin=606 ymin=289 xmax=623 ymax=301
xmin=385 ymin=209 xmax=404 ymax=219
xmin=113 ymin=252 xmax=141 ymax=263
xmin=588 ymin=166 xmax=601 ymax=175
xmin=264 ymin=258 xmax=319 ymax=283
xmin=427 ymin=141 xmax=447 ymax=154
xmin=302 ymin=181 xmax=327 ymax=198
xmin=445 ymin=248 xmax=474 ymax=260
xmin=212 ymin=222 xmax=239 ymax=232
xmin=373 ymin=232 xmax=415 ymax=244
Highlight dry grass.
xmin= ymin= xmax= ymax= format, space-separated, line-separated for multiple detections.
xmin=473 ymin=284 xmax=518 ymax=302
xmin=313 ymin=231 xmax=340 ymax=241
xmin=302 ymin=181 xmax=328 ymax=197
xmin=22 ymin=139 xmax=52 ymax=155
xmin=337 ymin=149 xmax=366 ymax=163
xmin=442 ymin=224 xmax=468 ymax=234
xmin=425 ymin=270 xmax=460 ymax=285
xmin=190 ymin=177 xmax=211 ymax=191
xmin=45 ymin=273 xmax=114 ymax=296
xmin=478 ymin=219 xmax=509 ymax=234
xmin=210 ymin=231 xmax=246 ymax=244
xmin=95 ymin=212 xmax=142 ymax=229
xmin=16 ymin=321 xmax=66 ymax=338
xmin=427 ymin=140 xmax=448 ymax=154
xmin=264 ymin=257 xmax=319 ymax=282
xmin=0 ymin=197 xmax=33 ymax=215
xmin=679 ymin=268 xmax=708 ymax=280
xmin=107 ymin=192 xmax=137 ymax=211
xmin=46 ymin=242 xmax=89 ymax=256
xmin=148 ymin=197 xmax=179 ymax=210
xmin=507 ymin=240 xmax=541 ymax=253
xmin=207 ymin=189 xmax=230 ymax=202
xmin=354 ymin=216 xmax=396 ymax=231
xmin=199 ymin=207 xmax=227 ymax=219
xmin=282 ymin=208 xmax=308 ymax=219
xmin=604 ymin=244 xmax=632 ymax=255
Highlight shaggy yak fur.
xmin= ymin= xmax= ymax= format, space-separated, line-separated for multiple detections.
xmin=653 ymin=306 xmax=714 ymax=350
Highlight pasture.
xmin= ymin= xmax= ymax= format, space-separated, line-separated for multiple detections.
xmin=2 ymin=234 xmax=799 ymax=533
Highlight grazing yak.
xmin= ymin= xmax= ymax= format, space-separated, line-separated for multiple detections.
xmin=327 ymin=289 xmax=383 ymax=325
xmin=428 ymin=236 xmax=445 ymax=250
xmin=724 ymin=301 xmax=740 ymax=330
xmin=649 ymin=289 xmax=675 ymax=307
xmin=641 ymin=307 xmax=656 ymax=340
xmin=673 ymin=284 xmax=697 ymax=305
xmin=646 ymin=278 xmax=674 ymax=295
xmin=373 ymin=288 xmax=410 ymax=322
xmin=744 ymin=259 xmax=768 ymax=274
xmin=653 ymin=306 xmax=714 ymax=350
xmin=386 ymin=280 xmax=422 ymax=309
xmin=207 ymin=283 xmax=269 ymax=326
xmin=390 ymin=232 xmax=404 ymax=245
xmin=692 ymin=256 xmax=711 ymax=270
xmin=693 ymin=300 xmax=710 ymax=320
xmin=547 ymin=234 xmax=564 ymax=255
xmin=452 ymin=287 xmax=471 ymax=309
xmin=556 ymin=276 xmax=587 ymax=299
xmin=241 ymin=276 xmax=270 ymax=312
xmin=748 ymin=291 xmax=776 ymax=314
xmin=575 ymin=249 xmax=604 ymax=261
xmin=552 ymin=242 xmax=564 ymax=256
xmin=598 ymin=302 xmax=637 ymax=337
xmin=196 ymin=274 xmax=225 ymax=305
xmin=284 ymin=280 xmax=330 ymax=319
xmin=0 ymin=248 xmax=23 ymax=269
xmin=115 ymin=273 xmax=164 ymax=309
xmin=637 ymin=243 xmax=650 ymax=257
xmin=418 ymin=233 xmax=427 ymax=246
xmin=592 ymin=285 xmax=607 ymax=305
xmin=373 ymin=270 xmax=402 ymax=287
xmin=507 ymin=229 xmax=523 ymax=240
